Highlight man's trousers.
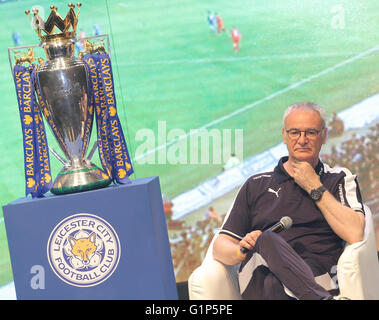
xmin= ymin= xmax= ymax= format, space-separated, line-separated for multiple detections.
xmin=240 ymin=231 xmax=333 ymax=300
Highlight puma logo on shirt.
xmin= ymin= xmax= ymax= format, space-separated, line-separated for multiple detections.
xmin=268 ymin=187 xmax=281 ymax=198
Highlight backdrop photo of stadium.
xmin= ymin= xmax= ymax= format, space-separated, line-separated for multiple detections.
xmin=0 ymin=0 xmax=378 ymax=294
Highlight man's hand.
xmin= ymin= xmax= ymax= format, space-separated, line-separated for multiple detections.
xmin=291 ymin=160 xmax=322 ymax=193
xmin=239 ymin=230 xmax=262 ymax=251
xmin=286 ymin=159 xmax=364 ymax=244
xmin=213 ymin=231 xmax=263 ymax=265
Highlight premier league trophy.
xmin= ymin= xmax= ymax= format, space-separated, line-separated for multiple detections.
xmin=9 ymin=3 xmax=133 ymax=196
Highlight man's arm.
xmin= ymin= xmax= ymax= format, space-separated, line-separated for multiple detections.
xmin=313 ymin=190 xmax=365 ymax=244
xmin=291 ymin=161 xmax=365 ymax=244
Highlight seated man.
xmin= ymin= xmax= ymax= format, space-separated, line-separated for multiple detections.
xmin=213 ymin=102 xmax=365 ymax=300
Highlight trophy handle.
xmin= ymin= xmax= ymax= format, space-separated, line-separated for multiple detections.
xmin=8 ymin=44 xmax=41 ymax=74
xmin=77 ymin=34 xmax=111 ymax=59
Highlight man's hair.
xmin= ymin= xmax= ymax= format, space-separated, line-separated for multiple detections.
xmin=282 ymin=102 xmax=326 ymax=129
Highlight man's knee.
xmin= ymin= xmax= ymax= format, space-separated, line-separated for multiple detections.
xmin=255 ymin=231 xmax=283 ymax=252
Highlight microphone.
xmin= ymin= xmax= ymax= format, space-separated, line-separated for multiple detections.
xmin=266 ymin=216 xmax=293 ymax=233
xmin=240 ymin=216 xmax=293 ymax=254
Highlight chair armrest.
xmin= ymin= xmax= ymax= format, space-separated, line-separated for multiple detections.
xmin=337 ymin=233 xmax=379 ymax=299
xmin=188 ymin=258 xmax=241 ymax=300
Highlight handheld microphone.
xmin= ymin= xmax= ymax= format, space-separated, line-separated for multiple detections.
xmin=240 ymin=216 xmax=293 ymax=254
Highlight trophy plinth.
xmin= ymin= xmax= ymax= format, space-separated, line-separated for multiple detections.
xmin=36 ymin=38 xmax=111 ymax=195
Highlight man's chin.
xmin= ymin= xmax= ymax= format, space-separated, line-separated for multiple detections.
xmin=293 ymin=153 xmax=315 ymax=162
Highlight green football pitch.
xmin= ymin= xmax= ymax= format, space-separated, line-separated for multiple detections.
xmin=0 ymin=0 xmax=378 ymax=286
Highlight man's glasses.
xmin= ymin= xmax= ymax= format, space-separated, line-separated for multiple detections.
xmin=285 ymin=128 xmax=322 ymax=140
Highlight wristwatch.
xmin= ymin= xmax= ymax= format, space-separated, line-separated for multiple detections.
xmin=310 ymin=185 xmax=327 ymax=201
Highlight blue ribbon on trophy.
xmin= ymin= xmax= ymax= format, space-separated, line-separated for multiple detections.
xmin=82 ymin=53 xmax=134 ymax=184
xmin=13 ymin=64 xmax=52 ymax=198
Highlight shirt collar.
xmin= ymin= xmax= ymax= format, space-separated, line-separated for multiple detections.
xmin=274 ymin=156 xmax=324 ymax=184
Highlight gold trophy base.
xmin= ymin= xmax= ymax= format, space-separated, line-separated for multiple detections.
xmin=51 ymin=163 xmax=112 ymax=195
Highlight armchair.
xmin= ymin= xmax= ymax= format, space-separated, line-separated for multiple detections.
xmin=188 ymin=205 xmax=379 ymax=300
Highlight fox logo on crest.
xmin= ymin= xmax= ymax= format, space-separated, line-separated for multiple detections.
xmin=67 ymin=232 xmax=100 ymax=269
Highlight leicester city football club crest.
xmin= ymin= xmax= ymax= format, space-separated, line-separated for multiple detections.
xmin=47 ymin=213 xmax=121 ymax=287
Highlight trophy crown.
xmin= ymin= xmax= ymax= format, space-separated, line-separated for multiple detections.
xmin=25 ymin=3 xmax=82 ymax=41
